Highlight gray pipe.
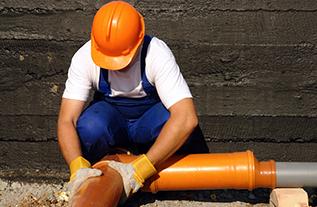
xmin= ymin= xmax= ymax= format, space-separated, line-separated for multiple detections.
xmin=276 ymin=162 xmax=317 ymax=187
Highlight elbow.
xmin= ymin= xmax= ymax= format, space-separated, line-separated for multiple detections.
xmin=184 ymin=114 xmax=199 ymax=133
xmin=190 ymin=115 xmax=199 ymax=130
xmin=170 ymin=110 xmax=199 ymax=132
xmin=169 ymin=99 xmax=199 ymax=133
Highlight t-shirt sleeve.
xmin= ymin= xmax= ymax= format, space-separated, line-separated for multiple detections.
xmin=62 ymin=57 xmax=92 ymax=101
xmin=147 ymin=38 xmax=192 ymax=109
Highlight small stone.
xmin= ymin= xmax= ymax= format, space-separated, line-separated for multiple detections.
xmin=56 ymin=191 xmax=69 ymax=202
xmin=0 ymin=180 xmax=7 ymax=191
xmin=19 ymin=54 xmax=25 ymax=61
xmin=50 ymin=84 xmax=59 ymax=94
xmin=11 ymin=182 xmax=22 ymax=190
xmin=248 ymin=192 xmax=257 ymax=200
xmin=210 ymin=193 xmax=217 ymax=201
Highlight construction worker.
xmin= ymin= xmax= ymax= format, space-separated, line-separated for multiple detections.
xmin=57 ymin=0 xmax=208 ymax=200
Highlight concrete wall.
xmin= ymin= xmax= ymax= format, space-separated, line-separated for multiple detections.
xmin=0 ymin=0 xmax=316 ymax=177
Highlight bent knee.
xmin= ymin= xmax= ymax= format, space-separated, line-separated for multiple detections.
xmin=76 ymin=115 xmax=107 ymax=145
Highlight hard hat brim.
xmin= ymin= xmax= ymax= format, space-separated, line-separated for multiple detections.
xmin=91 ymin=13 xmax=145 ymax=71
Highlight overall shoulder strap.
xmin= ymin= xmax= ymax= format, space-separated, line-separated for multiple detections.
xmin=140 ymin=35 xmax=159 ymax=97
xmin=140 ymin=35 xmax=152 ymax=75
xmin=98 ymin=68 xmax=111 ymax=95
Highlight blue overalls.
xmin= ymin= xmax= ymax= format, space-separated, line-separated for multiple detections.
xmin=76 ymin=35 xmax=209 ymax=163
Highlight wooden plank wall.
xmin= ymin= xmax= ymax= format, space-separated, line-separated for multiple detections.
xmin=0 ymin=1 xmax=316 ymax=175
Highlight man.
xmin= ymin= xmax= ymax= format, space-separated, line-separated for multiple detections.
xmin=57 ymin=0 xmax=208 ymax=199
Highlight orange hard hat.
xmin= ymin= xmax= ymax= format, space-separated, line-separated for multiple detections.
xmin=91 ymin=1 xmax=145 ymax=70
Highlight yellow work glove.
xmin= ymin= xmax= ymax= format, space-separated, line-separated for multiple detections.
xmin=69 ymin=156 xmax=91 ymax=181
xmin=68 ymin=156 xmax=102 ymax=200
xmin=108 ymin=154 xmax=157 ymax=198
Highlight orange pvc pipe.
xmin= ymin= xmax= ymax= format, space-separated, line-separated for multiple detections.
xmin=144 ymin=150 xmax=276 ymax=192
xmin=72 ymin=151 xmax=276 ymax=206
xmin=99 ymin=150 xmax=276 ymax=192
xmin=71 ymin=162 xmax=123 ymax=207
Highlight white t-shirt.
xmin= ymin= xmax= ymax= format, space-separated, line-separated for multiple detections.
xmin=63 ymin=37 xmax=192 ymax=109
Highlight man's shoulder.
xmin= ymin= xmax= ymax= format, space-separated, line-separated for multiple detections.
xmin=72 ymin=40 xmax=94 ymax=65
xmin=147 ymin=36 xmax=174 ymax=60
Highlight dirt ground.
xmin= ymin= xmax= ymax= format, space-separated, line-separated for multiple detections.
xmin=0 ymin=179 xmax=270 ymax=207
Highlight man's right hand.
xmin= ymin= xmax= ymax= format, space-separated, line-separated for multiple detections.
xmin=68 ymin=168 xmax=102 ymax=198
xmin=68 ymin=156 xmax=102 ymax=199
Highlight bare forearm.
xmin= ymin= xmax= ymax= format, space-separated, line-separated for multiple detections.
xmin=58 ymin=121 xmax=82 ymax=165
xmin=146 ymin=113 xmax=197 ymax=167
xmin=57 ymin=98 xmax=85 ymax=165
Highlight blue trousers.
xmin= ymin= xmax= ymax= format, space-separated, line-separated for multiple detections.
xmin=77 ymin=100 xmax=209 ymax=163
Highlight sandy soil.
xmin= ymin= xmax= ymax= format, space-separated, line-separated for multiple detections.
xmin=0 ymin=179 xmax=68 ymax=207
xmin=0 ymin=179 xmax=270 ymax=207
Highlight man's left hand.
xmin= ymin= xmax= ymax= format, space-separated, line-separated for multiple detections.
xmin=108 ymin=154 xmax=157 ymax=198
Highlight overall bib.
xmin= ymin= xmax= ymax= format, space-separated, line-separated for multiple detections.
xmin=77 ymin=36 xmax=208 ymax=163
